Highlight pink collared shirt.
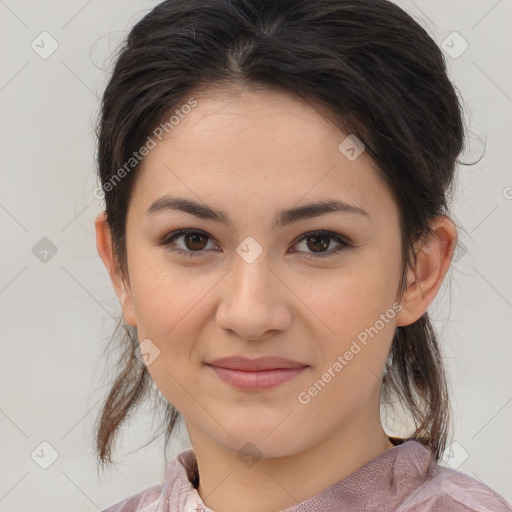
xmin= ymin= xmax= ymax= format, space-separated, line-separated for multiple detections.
xmin=102 ymin=439 xmax=512 ymax=511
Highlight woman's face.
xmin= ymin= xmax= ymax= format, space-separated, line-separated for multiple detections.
xmin=110 ymin=87 xmax=407 ymax=457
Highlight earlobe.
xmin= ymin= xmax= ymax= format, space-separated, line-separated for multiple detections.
xmin=94 ymin=211 xmax=137 ymax=326
xmin=396 ymin=216 xmax=457 ymax=327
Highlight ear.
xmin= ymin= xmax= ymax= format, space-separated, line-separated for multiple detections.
xmin=396 ymin=216 xmax=457 ymax=327
xmin=95 ymin=211 xmax=137 ymax=326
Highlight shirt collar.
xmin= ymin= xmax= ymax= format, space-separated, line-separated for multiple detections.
xmin=161 ymin=438 xmax=435 ymax=511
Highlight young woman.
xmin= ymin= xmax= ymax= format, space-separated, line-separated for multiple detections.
xmin=93 ymin=0 xmax=512 ymax=510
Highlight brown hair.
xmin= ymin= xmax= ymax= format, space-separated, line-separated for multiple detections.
xmin=94 ymin=0 xmax=473 ymax=468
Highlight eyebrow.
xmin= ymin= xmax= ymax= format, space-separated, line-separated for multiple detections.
xmin=146 ymin=195 xmax=371 ymax=229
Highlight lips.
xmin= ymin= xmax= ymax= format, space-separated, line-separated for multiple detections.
xmin=205 ymin=356 xmax=309 ymax=390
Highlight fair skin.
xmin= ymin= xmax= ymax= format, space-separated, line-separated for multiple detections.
xmin=95 ymin=86 xmax=456 ymax=512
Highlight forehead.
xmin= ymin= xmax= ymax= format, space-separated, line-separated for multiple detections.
xmin=128 ymin=86 xmax=395 ymax=224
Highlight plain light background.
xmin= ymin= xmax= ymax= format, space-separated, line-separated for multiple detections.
xmin=0 ymin=0 xmax=511 ymax=510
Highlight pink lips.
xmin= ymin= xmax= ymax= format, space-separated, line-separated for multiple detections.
xmin=205 ymin=356 xmax=309 ymax=390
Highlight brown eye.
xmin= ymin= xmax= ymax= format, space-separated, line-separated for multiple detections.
xmin=305 ymin=234 xmax=331 ymax=253
xmin=158 ymin=229 xmax=217 ymax=257
xmin=183 ymin=232 xmax=208 ymax=251
xmin=293 ymin=230 xmax=351 ymax=259
xmin=159 ymin=228 xmax=350 ymax=260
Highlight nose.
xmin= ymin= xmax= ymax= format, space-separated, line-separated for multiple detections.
xmin=215 ymin=250 xmax=293 ymax=341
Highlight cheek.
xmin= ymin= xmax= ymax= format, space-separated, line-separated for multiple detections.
xmin=302 ymin=263 xmax=398 ymax=383
xmin=133 ymin=275 xmax=210 ymax=412
xmin=128 ymin=249 xmax=217 ymax=337
xmin=303 ymin=265 xmax=398 ymax=337
xmin=127 ymin=257 xmax=219 ymax=370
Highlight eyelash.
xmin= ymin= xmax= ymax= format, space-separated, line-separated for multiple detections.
xmin=157 ymin=228 xmax=351 ymax=259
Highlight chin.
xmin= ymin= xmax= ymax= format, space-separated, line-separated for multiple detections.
xmin=214 ymin=425 xmax=306 ymax=461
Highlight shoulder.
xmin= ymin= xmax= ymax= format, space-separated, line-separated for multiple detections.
xmin=398 ymin=462 xmax=512 ymax=512
xmin=101 ymin=448 xmax=199 ymax=512
xmin=101 ymin=483 xmax=164 ymax=512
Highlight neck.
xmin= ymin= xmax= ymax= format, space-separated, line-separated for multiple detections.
xmin=187 ymin=393 xmax=394 ymax=512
